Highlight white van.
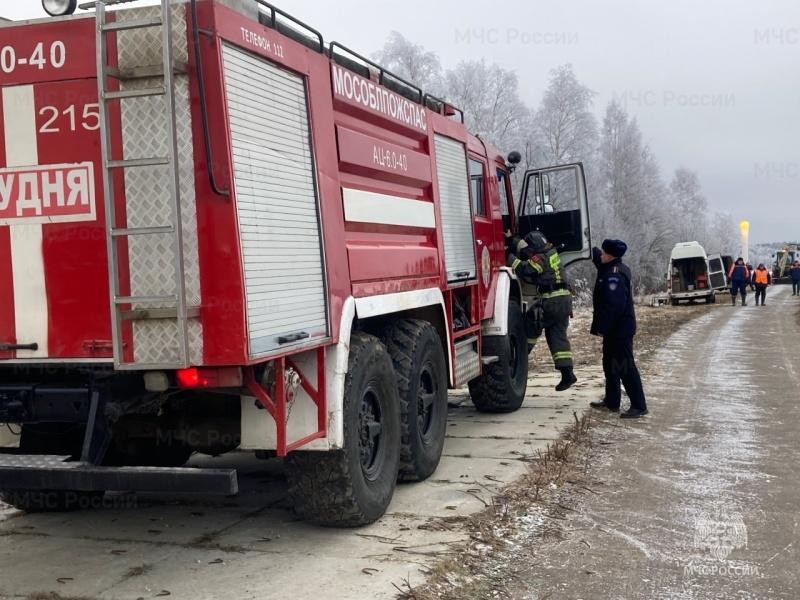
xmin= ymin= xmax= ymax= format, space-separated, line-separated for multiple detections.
xmin=668 ymin=242 xmax=726 ymax=305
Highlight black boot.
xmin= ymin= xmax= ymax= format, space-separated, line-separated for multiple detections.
xmin=555 ymin=367 xmax=577 ymax=391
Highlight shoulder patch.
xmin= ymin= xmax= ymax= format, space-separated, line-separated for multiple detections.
xmin=531 ymin=255 xmax=542 ymax=263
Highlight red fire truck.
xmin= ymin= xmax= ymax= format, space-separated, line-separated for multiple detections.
xmin=0 ymin=0 xmax=590 ymax=525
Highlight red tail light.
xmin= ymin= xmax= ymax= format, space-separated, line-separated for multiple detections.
xmin=175 ymin=367 xmax=242 ymax=389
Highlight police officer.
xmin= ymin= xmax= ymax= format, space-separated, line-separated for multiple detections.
xmin=589 ymin=239 xmax=648 ymax=419
xmin=508 ymin=231 xmax=577 ymax=392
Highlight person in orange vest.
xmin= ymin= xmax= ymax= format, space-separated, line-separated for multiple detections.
xmin=727 ymin=258 xmax=750 ymax=306
xmin=751 ymin=263 xmax=772 ymax=306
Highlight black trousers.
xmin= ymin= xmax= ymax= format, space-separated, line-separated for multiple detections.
xmin=602 ymin=336 xmax=647 ymax=411
xmin=793 ymin=282 xmax=800 ymax=295
xmin=754 ymin=285 xmax=767 ymax=305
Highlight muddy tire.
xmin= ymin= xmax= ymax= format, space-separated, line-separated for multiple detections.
xmin=468 ymin=299 xmax=528 ymax=413
xmin=382 ymin=319 xmax=447 ymax=482
xmin=0 ymin=423 xmax=103 ymax=513
xmin=285 ymin=332 xmax=400 ymax=527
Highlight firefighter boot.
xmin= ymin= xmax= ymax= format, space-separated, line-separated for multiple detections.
xmin=555 ymin=367 xmax=577 ymax=392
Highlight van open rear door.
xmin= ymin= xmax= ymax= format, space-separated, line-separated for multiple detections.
xmin=708 ymin=254 xmax=728 ymax=290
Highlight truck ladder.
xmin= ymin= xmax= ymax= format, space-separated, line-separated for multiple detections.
xmin=95 ymin=0 xmax=189 ymax=369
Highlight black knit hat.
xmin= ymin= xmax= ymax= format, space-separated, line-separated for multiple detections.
xmin=601 ymin=239 xmax=628 ymax=258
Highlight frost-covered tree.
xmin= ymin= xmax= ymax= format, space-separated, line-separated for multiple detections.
xmin=596 ymin=100 xmax=673 ymax=291
xmin=530 ymin=64 xmax=598 ymax=169
xmin=669 ymin=167 xmax=709 ymax=243
xmin=372 ymin=31 xmax=443 ymax=93
xmin=442 ymin=59 xmax=530 ymax=154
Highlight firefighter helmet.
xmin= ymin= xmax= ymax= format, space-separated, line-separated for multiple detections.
xmin=524 ymin=231 xmax=548 ymax=253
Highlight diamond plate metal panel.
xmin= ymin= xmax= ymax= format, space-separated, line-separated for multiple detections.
xmin=116 ymin=4 xmax=189 ymax=71
xmin=454 ymin=337 xmax=481 ymax=387
xmin=0 ymin=455 xmax=78 ymax=469
xmin=117 ymin=5 xmax=202 ymax=366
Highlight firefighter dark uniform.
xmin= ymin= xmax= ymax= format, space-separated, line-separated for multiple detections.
xmin=589 ymin=239 xmax=648 ymax=419
xmin=508 ymin=231 xmax=577 ymax=392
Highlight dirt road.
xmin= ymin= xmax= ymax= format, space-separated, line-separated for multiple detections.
xmin=513 ymin=284 xmax=800 ymax=599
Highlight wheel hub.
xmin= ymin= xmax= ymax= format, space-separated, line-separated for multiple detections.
xmin=358 ymin=388 xmax=384 ymax=480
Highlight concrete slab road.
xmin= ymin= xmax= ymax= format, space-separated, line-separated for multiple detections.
xmin=0 ymin=360 xmax=604 ymax=599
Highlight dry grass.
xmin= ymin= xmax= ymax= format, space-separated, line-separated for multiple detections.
xmin=396 ymin=301 xmax=711 ymax=599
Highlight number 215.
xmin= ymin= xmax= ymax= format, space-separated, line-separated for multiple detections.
xmin=39 ymin=104 xmax=100 ymax=134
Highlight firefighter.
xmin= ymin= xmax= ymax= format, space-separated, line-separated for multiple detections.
xmin=751 ymin=263 xmax=771 ymax=306
xmin=727 ymin=258 xmax=750 ymax=306
xmin=507 ymin=231 xmax=577 ymax=392
xmin=791 ymin=261 xmax=800 ymax=296
xmin=588 ymin=239 xmax=648 ymax=419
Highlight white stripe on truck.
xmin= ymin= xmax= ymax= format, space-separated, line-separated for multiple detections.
xmin=342 ymin=187 xmax=436 ymax=228
xmin=2 ymin=85 xmax=48 ymax=358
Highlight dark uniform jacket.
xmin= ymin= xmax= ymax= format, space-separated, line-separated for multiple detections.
xmin=590 ymin=248 xmax=636 ymax=338
xmin=790 ymin=266 xmax=800 ymax=283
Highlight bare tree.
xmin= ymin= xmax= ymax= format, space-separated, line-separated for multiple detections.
xmin=443 ymin=59 xmax=530 ymax=154
xmin=372 ymin=31 xmax=443 ymax=93
xmin=669 ymin=167 xmax=709 ymax=243
xmin=531 ymin=64 xmax=598 ymax=168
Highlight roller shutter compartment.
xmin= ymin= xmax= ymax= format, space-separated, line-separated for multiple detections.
xmin=434 ymin=134 xmax=476 ymax=282
xmin=222 ymin=44 xmax=328 ymax=356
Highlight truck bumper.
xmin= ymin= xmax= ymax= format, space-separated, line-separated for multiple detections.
xmin=0 ymin=454 xmax=238 ymax=495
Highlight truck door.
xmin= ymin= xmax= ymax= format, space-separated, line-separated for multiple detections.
xmin=707 ymin=254 xmax=728 ymax=290
xmin=516 ymin=163 xmax=591 ymax=267
xmin=468 ymin=155 xmax=493 ymax=296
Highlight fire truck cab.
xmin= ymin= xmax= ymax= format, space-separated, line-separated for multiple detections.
xmin=0 ymin=0 xmax=590 ymax=525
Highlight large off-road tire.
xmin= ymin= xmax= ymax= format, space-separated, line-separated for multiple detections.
xmin=0 ymin=423 xmax=104 ymax=513
xmin=468 ymin=299 xmax=528 ymax=413
xmin=382 ymin=319 xmax=448 ymax=482
xmin=285 ymin=332 xmax=401 ymax=527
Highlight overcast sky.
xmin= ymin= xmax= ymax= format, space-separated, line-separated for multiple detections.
xmin=5 ymin=0 xmax=798 ymax=243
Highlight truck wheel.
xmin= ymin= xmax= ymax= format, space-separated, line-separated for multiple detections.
xmin=383 ymin=319 xmax=447 ymax=482
xmin=285 ymin=332 xmax=400 ymax=527
xmin=0 ymin=423 xmax=103 ymax=513
xmin=706 ymin=294 xmax=715 ymax=304
xmin=671 ymin=298 xmax=679 ymax=306
xmin=468 ymin=299 xmax=528 ymax=413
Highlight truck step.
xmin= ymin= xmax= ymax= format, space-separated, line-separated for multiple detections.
xmin=454 ymin=336 xmax=481 ymax=387
xmin=106 ymin=157 xmax=170 ymax=169
xmin=101 ymin=17 xmax=162 ymax=33
xmin=0 ymin=454 xmax=238 ymax=495
xmin=111 ymin=225 xmax=174 ymax=237
xmin=103 ymin=87 xmax=166 ymax=101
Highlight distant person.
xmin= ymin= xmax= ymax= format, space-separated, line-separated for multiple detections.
xmin=791 ymin=261 xmax=800 ymax=296
xmin=727 ymin=258 xmax=750 ymax=306
xmin=751 ymin=264 xmax=771 ymax=306
xmin=589 ymin=239 xmax=648 ymax=419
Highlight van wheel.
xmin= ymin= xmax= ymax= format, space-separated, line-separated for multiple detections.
xmin=383 ymin=319 xmax=448 ymax=482
xmin=468 ymin=299 xmax=528 ymax=413
xmin=285 ymin=332 xmax=400 ymax=527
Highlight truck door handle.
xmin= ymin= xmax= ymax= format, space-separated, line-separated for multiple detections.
xmin=0 ymin=343 xmax=39 ymax=351
xmin=278 ymin=332 xmax=310 ymax=345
